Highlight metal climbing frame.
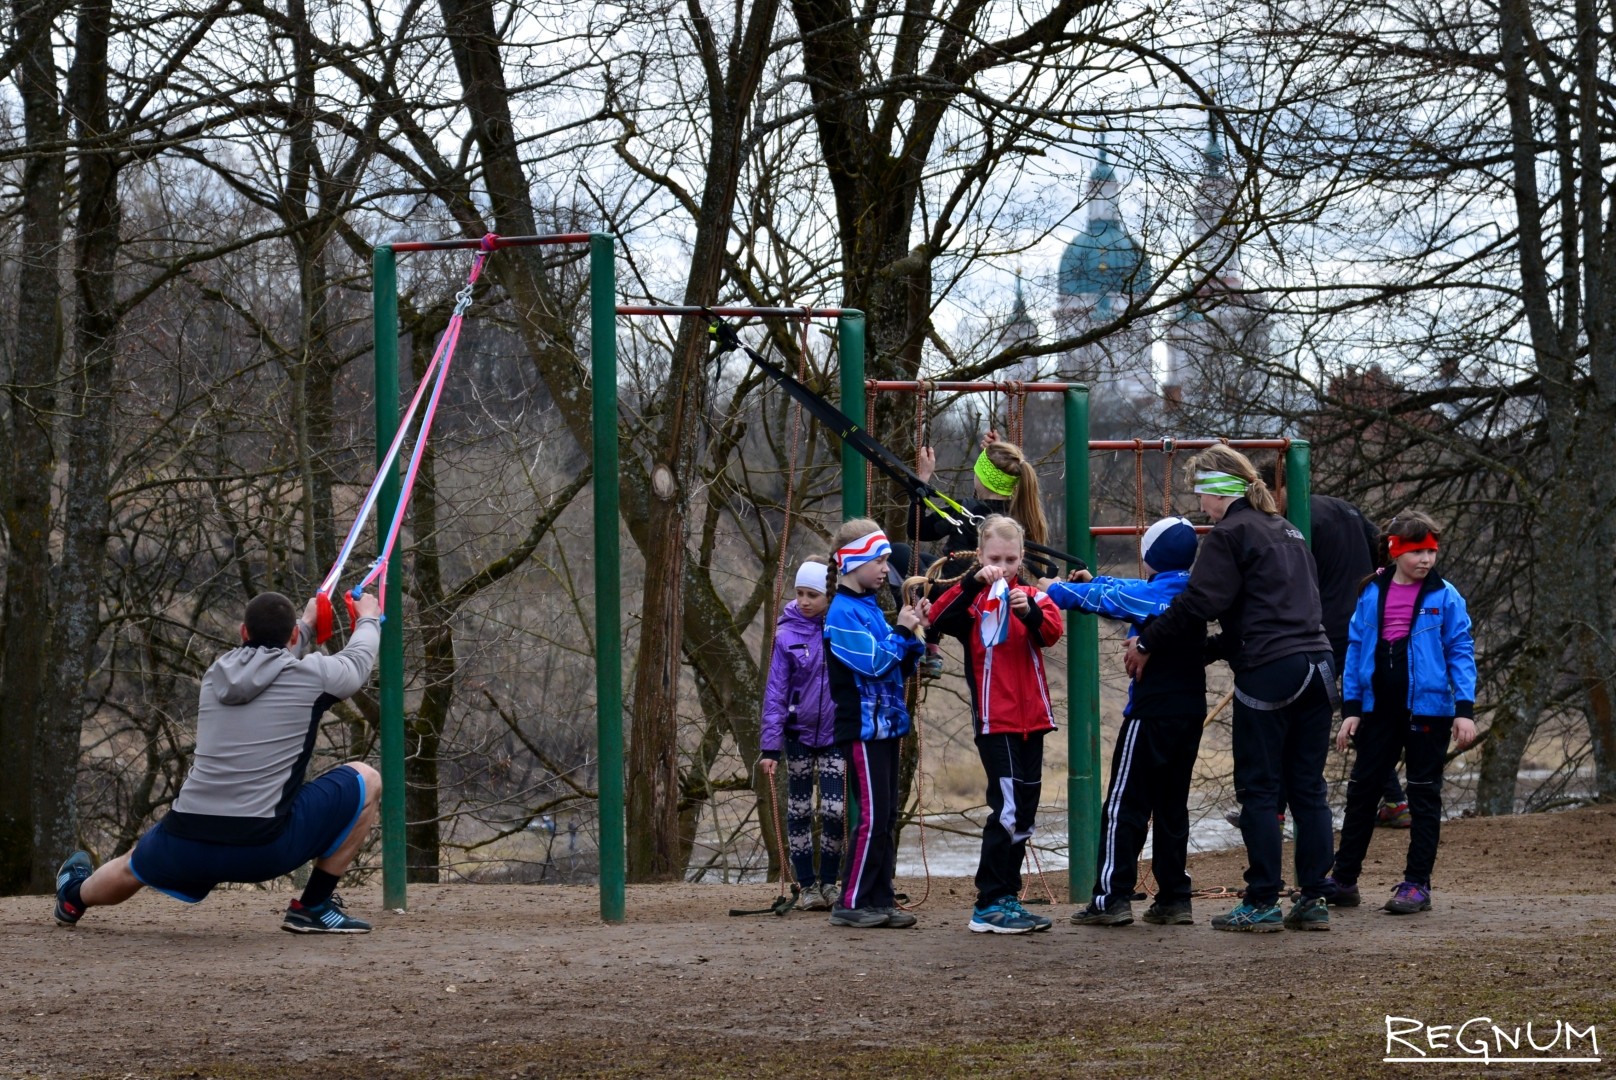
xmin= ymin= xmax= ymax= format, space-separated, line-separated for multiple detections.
xmin=373 ymin=233 xmax=865 ymax=921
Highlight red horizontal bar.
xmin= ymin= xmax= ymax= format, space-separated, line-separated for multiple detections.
xmin=1089 ymin=439 xmax=1291 ymax=451
xmin=1091 ymin=525 xmax=1214 ymax=536
xmin=615 ymin=305 xmax=846 ymax=318
xmin=867 ymin=380 xmax=1075 ymax=393
xmin=388 ymin=233 xmax=593 ymax=252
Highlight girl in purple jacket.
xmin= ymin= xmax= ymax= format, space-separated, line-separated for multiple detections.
xmin=759 ymin=557 xmax=844 ymax=910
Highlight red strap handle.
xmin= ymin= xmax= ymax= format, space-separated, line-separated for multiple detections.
xmin=343 ymin=590 xmax=359 ymax=634
xmin=314 ymin=593 xmax=335 ymax=645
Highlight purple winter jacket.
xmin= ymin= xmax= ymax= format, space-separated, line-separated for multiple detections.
xmin=760 ymin=600 xmax=836 ymax=755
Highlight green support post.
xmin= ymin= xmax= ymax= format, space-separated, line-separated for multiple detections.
xmin=838 ymin=312 xmax=866 ymax=519
xmin=373 ymin=245 xmax=407 ymax=911
xmin=1284 ymin=439 xmax=1312 ymax=544
xmin=1065 ymin=388 xmax=1100 ymax=898
xmin=590 ymin=234 xmax=626 ymax=925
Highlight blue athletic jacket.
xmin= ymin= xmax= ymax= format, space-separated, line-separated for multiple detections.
xmin=1341 ymin=570 xmax=1476 ymax=719
xmin=825 ymin=587 xmax=924 ymax=742
xmin=1047 ymin=570 xmax=1211 ymax=718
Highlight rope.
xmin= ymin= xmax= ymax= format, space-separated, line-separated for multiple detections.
xmin=765 ymin=766 xmax=793 ymax=895
xmin=865 ymin=388 xmax=876 ymax=510
xmin=316 ymin=234 xmax=494 ymax=631
xmin=1133 ymin=439 xmax=1148 ymax=576
xmin=1022 ymin=836 xmax=1059 ymax=905
xmin=1162 ymin=437 xmax=1177 ymax=517
xmin=766 ymin=330 xmax=808 ymax=624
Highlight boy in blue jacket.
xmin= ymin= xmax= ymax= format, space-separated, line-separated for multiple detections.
xmin=1042 ymin=517 xmax=1219 ymax=927
xmin=1327 ymin=511 xmax=1476 ymax=915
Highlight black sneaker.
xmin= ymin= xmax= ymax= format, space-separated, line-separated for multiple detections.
xmin=54 ymin=851 xmax=94 ymax=927
xmin=1141 ymin=899 xmax=1194 ymax=925
xmin=828 ymin=905 xmax=890 ymax=928
xmin=1070 ymin=900 xmax=1133 ymax=926
xmin=877 ymin=906 xmax=917 ymax=929
xmin=281 ymin=893 xmax=372 ymax=934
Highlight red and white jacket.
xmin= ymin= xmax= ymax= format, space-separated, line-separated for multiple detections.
xmin=928 ymin=575 xmax=1063 ymax=737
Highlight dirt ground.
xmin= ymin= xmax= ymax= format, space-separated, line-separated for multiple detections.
xmin=4 ymin=805 xmax=1615 ymax=1080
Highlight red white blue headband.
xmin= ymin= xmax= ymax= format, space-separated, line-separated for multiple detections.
xmin=835 ymin=530 xmax=891 ymax=573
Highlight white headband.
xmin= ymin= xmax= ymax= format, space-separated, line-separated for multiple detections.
xmin=794 ymin=562 xmax=828 ymax=593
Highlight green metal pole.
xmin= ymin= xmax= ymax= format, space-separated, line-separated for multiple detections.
xmin=1285 ymin=439 xmax=1312 ymax=544
xmin=1065 ymin=387 xmax=1100 ymax=899
xmin=590 ymin=233 xmax=626 ymax=925
xmin=838 ymin=312 xmax=866 ymax=519
xmin=373 ymin=245 xmax=407 ymax=911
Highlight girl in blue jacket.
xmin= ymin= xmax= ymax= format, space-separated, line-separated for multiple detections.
xmin=823 ymin=518 xmax=929 ymax=928
xmin=1328 ymin=511 xmax=1477 ymax=915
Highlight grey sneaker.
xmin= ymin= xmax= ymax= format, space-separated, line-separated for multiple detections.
xmin=878 ymin=906 xmax=917 ymax=928
xmin=798 ymin=884 xmax=831 ymax=911
xmin=1141 ymin=899 xmax=1194 ymax=925
xmin=829 ymin=905 xmax=890 ymax=928
xmin=818 ymin=883 xmax=841 ymax=909
xmin=1070 ymin=900 xmax=1134 ymax=926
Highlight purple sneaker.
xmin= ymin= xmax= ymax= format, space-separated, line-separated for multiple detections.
xmin=1384 ymin=881 xmax=1431 ymax=914
xmin=1324 ymin=876 xmax=1360 ymax=907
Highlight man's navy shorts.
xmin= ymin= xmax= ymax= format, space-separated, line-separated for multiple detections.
xmin=129 ymin=765 xmax=367 ymax=903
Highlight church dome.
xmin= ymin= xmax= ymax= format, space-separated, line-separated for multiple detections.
xmin=1058 ymin=218 xmax=1152 ymax=299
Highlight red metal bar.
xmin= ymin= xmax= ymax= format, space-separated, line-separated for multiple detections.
xmin=866 ymin=380 xmax=1075 ymax=393
xmin=1091 ymin=525 xmax=1214 ymax=536
xmin=1089 ymin=438 xmax=1291 ymax=451
xmin=388 ymin=233 xmax=593 ymax=252
xmin=614 ymin=305 xmax=845 ymax=318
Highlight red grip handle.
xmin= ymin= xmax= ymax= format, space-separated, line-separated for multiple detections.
xmin=343 ymin=591 xmax=358 ymax=634
xmin=314 ymin=593 xmax=335 ymax=645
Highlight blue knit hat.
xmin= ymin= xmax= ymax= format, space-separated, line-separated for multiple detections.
xmin=1141 ymin=516 xmax=1198 ymax=572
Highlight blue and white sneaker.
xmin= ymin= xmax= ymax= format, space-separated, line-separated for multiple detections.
xmin=54 ymin=851 xmax=94 ymax=927
xmin=1210 ymin=901 xmax=1284 ymax=932
xmin=281 ymin=893 xmax=372 ymax=934
xmin=969 ymin=896 xmax=1041 ymax=934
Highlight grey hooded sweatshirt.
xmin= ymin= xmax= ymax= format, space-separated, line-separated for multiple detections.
xmin=162 ymin=616 xmax=381 ymax=845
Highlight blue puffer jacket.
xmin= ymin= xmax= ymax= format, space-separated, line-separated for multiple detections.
xmin=1341 ymin=570 xmax=1477 ymax=718
xmin=825 ymin=588 xmax=923 ymax=743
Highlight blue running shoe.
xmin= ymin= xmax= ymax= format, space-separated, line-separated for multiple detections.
xmin=281 ymin=893 xmax=372 ymax=934
xmin=54 ymin=851 xmax=94 ymax=928
xmin=1210 ymin=901 xmax=1284 ymax=932
xmin=970 ymin=896 xmax=1040 ymax=934
xmin=1004 ymin=896 xmax=1053 ymax=931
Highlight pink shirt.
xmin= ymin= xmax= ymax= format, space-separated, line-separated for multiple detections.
xmin=1382 ymin=580 xmax=1421 ymax=641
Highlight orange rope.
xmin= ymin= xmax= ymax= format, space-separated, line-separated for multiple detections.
xmin=766 ymin=766 xmax=793 ymax=895
xmin=1133 ymin=439 xmax=1148 ymax=576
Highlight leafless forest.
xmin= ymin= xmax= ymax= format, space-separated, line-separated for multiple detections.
xmin=0 ymin=0 xmax=1611 ymax=895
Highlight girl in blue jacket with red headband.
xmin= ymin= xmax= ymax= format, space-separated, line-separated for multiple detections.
xmin=925 ymin=515 xmax=1063 ymax=935
xmin=1327 ymin=511 xmax=1477 ymax=916
xmin=823 ymin=518 xmax=929 ymax=929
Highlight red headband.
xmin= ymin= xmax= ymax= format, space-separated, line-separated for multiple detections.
xmin=1388 ymin=533 xmax=1439 ymax=559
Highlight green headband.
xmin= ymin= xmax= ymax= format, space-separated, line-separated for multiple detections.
xmin=1193 ymin=470 xmax=1249 ymax=497
xmin=974 ymin=452 xmax=1018 ymax=498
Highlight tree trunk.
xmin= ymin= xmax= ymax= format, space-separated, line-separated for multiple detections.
xmin=35 ymin=0 xmax=119 ymax=885
xmin=0 ymin=0 xmax=66 ymax=895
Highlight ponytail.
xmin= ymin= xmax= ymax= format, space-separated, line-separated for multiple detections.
xmin=1187 ymin=445 xmax=1276 ymax=515
xmin=983 ymin=440 xmax=1050 ymax=546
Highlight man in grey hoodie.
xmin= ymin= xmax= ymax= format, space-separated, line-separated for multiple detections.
xmin=53 ymin=589 xmax=383 ymax=934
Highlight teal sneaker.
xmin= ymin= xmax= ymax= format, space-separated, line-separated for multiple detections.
xmin=1003 ymin=896 xmax=1052 ymax=931
xmin=1283 ymin=896 xmax=1330 ymax=931
xmin=970 ymin=896 xmax=1041 ymax=934
xmin=1210 ymin=901 xmax=1284 ymax=932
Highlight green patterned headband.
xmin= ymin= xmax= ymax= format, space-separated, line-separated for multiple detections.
xmin=1193 ymin=470 xmax=1249 ymax=497
xmin=974 ymin=452 xmax=1018 ymax=497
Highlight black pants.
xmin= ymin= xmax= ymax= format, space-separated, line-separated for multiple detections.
xmin=1278 ymin=638 xmax=1401 ymax=815
xmin=1332 ymin=639 xmax=1453 ymax=887
xmin=842 ymin=737 xmax=900 ymax=910
xmin=1091 ymin=713 xmax=1203 ymax=908
xmin=974 ymin=732 xmax=1045 ymax=905
xmin=1231 ymin=652 xmax=1335 ymax=907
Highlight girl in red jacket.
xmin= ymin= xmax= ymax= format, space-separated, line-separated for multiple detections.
xmin=924 ymin=515 xmax=1063 ymax=934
